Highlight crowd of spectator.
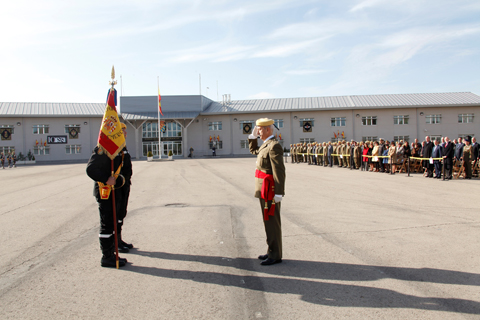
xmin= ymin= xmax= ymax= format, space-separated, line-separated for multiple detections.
xmin=289 ymin=135 xmax=479 ymax=180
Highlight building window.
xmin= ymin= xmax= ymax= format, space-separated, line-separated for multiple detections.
xmin=142 ymin=122 xmax=159 ymax=138
xmin=65 ymin=125 xmax=81 ymax=139
xmin=208 ymin=121 xmax=222 ymax=131
xmin=426 ymin=114 xmax=441 ymax=124
xmin=428 ymin=135 xmax=442 ymax=142
xmin=0 ymin=125 xmax=14 ymax=134
xmin=274 ymin=119 xmax=284 ymax=128
xmin=330 ymin=117 xmax=345 ymax=127
xmin=393 ymin=136 xmax=409 ymax=143
xmin=163 ymin=141 xmax=182 ymax=156
xmin=33 ymin=125 xmax=49 ymax=134
xmin=33 ymin=146 xmax=50 ymax=155
xmin=66 ymin=145 xmax=82 ymax=154
xmin=394 ymin=115 xmax=409 ymax=125
xmin=362 ymin=136 xmax=378 ymax=142
xmin=164 ymin=121 xmax=182 ymax=137
xmin=0 ymin=125 xmax=14 ymax=140
xmin=299 ymin=118 xmax=315 ymax=127
xmin=0 ymin=146 xmax=15 ymax=154
xmin=239 ymin=121 xmax=254 ymax=134
xmin=143 ymin=142 xmax=159 ymax=156
xmin=362 ymin=116 xmax=377 ymax=126
xmin=300 ymin=138 xmax=315 ymax=143
xmin=209 ymin=141 xmax=223 ymax=150
xmin=240 ymin=140 xmax=249 ymax=149
xmin=458 ymin=114 xmax=474 ymax=123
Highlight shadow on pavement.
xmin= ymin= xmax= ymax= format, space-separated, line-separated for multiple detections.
xmin=122 ymin=250 xmax=480 ymax=314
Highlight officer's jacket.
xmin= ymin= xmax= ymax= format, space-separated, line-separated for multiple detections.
xmin=249 ymin=138 xmax=286 ymax=198
xmin=86 ymin=147 xmax=133 ymax=196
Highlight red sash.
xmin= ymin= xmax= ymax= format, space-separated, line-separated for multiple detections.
xmin=255 ymin=169 xmax=275 ymax=221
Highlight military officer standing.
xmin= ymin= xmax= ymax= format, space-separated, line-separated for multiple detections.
xmin=249 ymin=118 xmax=286 ymax=265
xmin=86 ymin=123 xmax=133 ymax=268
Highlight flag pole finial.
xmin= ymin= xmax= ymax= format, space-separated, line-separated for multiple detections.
xmin=109 ymin=65 xmax=117 ymax=89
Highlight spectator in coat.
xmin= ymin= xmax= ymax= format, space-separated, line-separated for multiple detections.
xmin=432 ymin=139 xmax=443 ymax=179
xmin=422 ymin=136 xmax=434 ymax=178
xmin=442 ymin=137 xmax=454 ymax=180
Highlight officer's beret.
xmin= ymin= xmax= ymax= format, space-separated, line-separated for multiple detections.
xmin=256 ymin=118 xmax=274 ymax=126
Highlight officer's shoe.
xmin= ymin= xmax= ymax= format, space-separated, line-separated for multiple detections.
xmin=261 ymin=258 xmax=282 ymax=266
xmin=258 ymin=254 xmax=268 ymax=260
xmin=118 ymin=244 xmax=130 ymax=253
xmin=120 ymin=239 xmax=134 ymax=249
xmin=101 ymin=255 xmax=127 ymax=268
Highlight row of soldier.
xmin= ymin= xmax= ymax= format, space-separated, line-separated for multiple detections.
xmin=289 ymin=141 xmax=363 ymax=169
xmin=0 ymin=152 xmax=16 ymax=169
xmin=288 ymin=136 xmax=479 ymax=179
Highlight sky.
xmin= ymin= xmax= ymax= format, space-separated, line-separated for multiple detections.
xmin=0 ymin=0 xmax=479 ymax=103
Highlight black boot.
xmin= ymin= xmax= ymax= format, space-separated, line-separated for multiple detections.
xmin=100 ymin=236 xmax=127 ymax=267
xmin=118 ymin=230 xmax=134 ymax=249
xmin=101 ymin=254 xmax=127 ymax=268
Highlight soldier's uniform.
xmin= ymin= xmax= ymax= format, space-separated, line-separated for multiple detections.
xmin=11 ymin=153 xmax=16 ymax=168
xmin=343 ymin=142 xmax=350 ymax=168
xmin=296 ymin=144 xmax=302 ymax=163
xmin=307 ymin=144 xmax=312 ymax=165
xmin=290 ymin=144 xmax=295 ymax=163
xmin=0 ymin=153 xmax=4 ymax=169
xmin=86 ymin=144 xmax=132 ymax=268
xmin=463 ymin=137 xmax=473 ymax=179
xmin=249 ymin=118 xmax=286 ymax=264
xmin=7 ymin=153 xmax=12 ymax=168
xmin=353 ymin=143 xmax=361 ymax=169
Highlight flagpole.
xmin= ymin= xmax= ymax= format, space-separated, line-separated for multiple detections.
xmin=157 ymin=76 xmax=161 ymax=159
xmin=109 ymin=68 xmax=120 ymax=269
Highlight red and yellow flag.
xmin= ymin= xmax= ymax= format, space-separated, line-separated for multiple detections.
xmin=97 ymin=88 xmax=126 ymax=160
xmin=158 ymin=87 xmax=164 ymax=116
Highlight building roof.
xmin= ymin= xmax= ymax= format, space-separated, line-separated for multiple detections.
xmin=1 ymin=92 xmax=479 ymax=117
xmin=0 ymin=102 xmax=105 ymax=117
xmin=202 ymin=92 xmax=480 ymax=114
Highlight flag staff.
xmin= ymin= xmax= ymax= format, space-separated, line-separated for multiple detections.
xmin=109 ymin=66 xmax=120 ymax=269
xmin=157 ymin=76 xmax=162 ymax=159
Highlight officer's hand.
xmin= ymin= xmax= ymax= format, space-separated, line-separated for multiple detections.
xmin=252 ymin=126 xmax=260 ymax=137
xmin=274 ymin=194 xmax=283 ymax=203
xmin=106 ymin=176 xmax=116 ymax=185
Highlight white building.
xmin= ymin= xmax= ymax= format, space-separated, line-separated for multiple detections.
xmin=1 ymin=92 xmax=479 ymax=162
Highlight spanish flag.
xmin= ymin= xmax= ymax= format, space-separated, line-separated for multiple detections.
xmin=97 ymin=88 xmax=126 ymax=160
xmin=158 ymin=87 xmax=164 ymax=116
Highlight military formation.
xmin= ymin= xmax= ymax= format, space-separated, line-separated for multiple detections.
xmin=288 ymin=136 xmax=480 ymax=180
xmin=289 ymin=140 xmax=362 ymax=169
xmin=0 ymin=152 xmax=17 ymax=169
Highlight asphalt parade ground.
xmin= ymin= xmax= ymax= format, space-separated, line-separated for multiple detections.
xmin=0 ymin=158 xmax=479 ymax=319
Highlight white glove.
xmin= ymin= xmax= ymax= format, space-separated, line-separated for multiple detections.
xmin=248 ymin=126 xmax=260 ymax=139
xmin=274 ymin=194 xmax=283 ymax=203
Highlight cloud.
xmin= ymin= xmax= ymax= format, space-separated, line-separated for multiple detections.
xmin=253 ymin=37 xmax=329 ymax=58
xmin=349 ymin=0 xmax=385 ymax=12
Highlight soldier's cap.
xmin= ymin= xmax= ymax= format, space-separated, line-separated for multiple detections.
xmin=464 ymin=135 xmax=472 ymax=143
xmin=255 ymin=118 xmax=274 ymax=126
xmin=121 ymin=123 xmax=127 ymax=129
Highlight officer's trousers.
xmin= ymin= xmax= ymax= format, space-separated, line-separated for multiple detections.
xmin=259 ymin=199 xmax=282 ymax=260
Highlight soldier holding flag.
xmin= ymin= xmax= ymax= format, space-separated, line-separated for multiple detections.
xmin=86 ymin=68 xmax=130 ymax=268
